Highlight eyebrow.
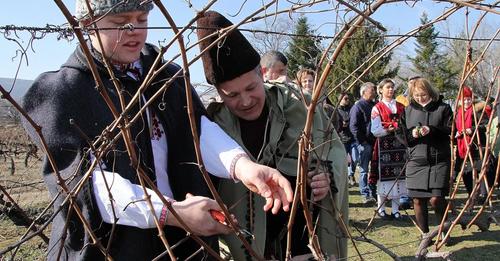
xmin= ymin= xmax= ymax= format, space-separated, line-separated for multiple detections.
xmin=111 ymin=11 xmax=148 ymax=19
xmin=221 ymin=89 xmax=236 ymax=96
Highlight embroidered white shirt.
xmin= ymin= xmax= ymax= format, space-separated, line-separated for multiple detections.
xmin=371 ymin=99 xmax=397 ymax=138
xmin=93 ymin=62 xmax=246 ymax=228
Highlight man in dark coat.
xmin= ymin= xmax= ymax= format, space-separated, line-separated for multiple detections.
xmin=21 ymin=1 xmax=292 ymax=260
xmin=349 ymin=82 xmax=377 ymax=204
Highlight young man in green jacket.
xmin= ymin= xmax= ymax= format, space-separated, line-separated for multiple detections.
xmin=197 ymin=11 xmax=349 ymax=260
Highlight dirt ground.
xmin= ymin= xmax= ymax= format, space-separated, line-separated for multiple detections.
xmin=0 ymin=125 xmax=49 ymax=260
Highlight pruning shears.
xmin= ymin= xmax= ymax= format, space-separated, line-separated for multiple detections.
xmin=209 ymin=210 xmax=255 ymax=239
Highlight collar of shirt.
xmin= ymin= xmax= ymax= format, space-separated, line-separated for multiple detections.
xmin=381 ymin=98 xmax=397 ymax=113
xmin=113 ymin=60 xmax=143 ymax=81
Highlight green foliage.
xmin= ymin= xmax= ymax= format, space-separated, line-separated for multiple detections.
xmin=285 ymin=16 xmax=322 ymax=77
xmin=408 ymin=13 xmax=459 ymax=97
xmin=326 ymin=22 xmax=399 ymax=101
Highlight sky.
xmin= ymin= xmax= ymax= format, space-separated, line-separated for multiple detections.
xmin=0 ymin=0 xmax=498 ymax=86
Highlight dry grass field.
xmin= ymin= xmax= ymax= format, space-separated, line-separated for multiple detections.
xmin=0 ymin=123 xmax=499 ymax=260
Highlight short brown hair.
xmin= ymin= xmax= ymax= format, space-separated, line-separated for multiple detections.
xmin=408 ymin=77 xmax=440 ymax=103
xmin=296 ymin=68 xmax=315 ymax=88
xmin=377 ymin=78 xmax=395 ymax=96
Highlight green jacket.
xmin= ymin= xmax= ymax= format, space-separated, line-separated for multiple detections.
xmin=208 ymin=83 xmax=348 ymax=259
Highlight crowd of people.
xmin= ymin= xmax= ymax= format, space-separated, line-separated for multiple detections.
xmin=20 ymin=1 xmax=498 ymax=260
xmin=259 ymin=47 xmax=499 ymax=235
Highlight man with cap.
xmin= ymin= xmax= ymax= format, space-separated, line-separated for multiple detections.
xmin=197 ymin=11 xmax=348 ymax=260
xmin=21 ymin=1 xmax=293 ymax=260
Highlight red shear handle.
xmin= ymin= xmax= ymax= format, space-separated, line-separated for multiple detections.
xmin=209 ymin=209 xmax=227 ymax=225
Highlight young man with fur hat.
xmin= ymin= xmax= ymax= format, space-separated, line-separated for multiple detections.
xmin=197 ymin=11 xmax=348 ymax=260
xmin=21 ymin=1 xmax=293 ymax=260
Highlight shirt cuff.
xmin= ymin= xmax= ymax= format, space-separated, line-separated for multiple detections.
xmin=200 ymin=115 xmax=248 ymax=180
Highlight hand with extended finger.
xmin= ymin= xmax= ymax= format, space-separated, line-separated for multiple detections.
xmin=233 ymin=156 xmax=293 ymax=214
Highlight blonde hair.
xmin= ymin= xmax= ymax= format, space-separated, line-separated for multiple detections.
xmin=407 ymin=77 xmax=440 ymax=103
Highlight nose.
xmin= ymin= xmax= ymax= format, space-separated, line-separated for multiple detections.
xmin=123 ymin=23 xmax=135 ymax=31
xmin=123 ymin=19 xmax=145 ymax=34
xmin=240 ymin=92 xmax=251 ymax=107
xmin=121 ymin=24 xmax=139 ymax=37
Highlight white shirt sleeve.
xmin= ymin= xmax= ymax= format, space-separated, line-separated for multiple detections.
xmin=371 ymin=106 xmax=388 ymax=137
xmin=200 ymin=115 xmax=247 ymax=179
xmin=91 ymin=115 xmax=246 ymax=228
xmin=92 ymin=169 xmax=168 ymax=229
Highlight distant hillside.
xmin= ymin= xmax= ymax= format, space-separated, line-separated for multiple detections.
xmin=0 ymin=78 xmax=31 ymax=126
xmin=0 ymin=99 xmax=19 ymax=126
xmin=0 ymin=78 xmax=33 ymax=101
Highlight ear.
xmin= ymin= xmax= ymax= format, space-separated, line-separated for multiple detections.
xmin=261 ymin=67 xmax=267 ymax=75
xmin=215 ymin=87 xmax=224 ymax=98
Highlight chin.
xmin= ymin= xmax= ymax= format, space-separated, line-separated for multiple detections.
xmin=124 ymin=55 xmax=141 ymax=64
xmin=115 ymin=52 xmax=141 ymax=64
xmin=237 ymin=108 xmax=260 ymax=121
xmin=239 ymin=113 xmax=259 ymax=121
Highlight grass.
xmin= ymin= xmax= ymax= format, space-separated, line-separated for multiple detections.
xmin=345 ymin=176 xmax=500 ymax=261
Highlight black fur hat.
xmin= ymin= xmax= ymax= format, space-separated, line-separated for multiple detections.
xmin=197 ymin=11 xmax=260 ymax=85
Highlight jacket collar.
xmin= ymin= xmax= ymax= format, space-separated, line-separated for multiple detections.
xmin=410 ymin=95 xmax=444 ymax=111
xmin=65 ymin=40 xmax=159 ymax=79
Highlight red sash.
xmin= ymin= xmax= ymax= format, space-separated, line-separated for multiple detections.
xmin=375 ymin=101 xmax=404 ymax=128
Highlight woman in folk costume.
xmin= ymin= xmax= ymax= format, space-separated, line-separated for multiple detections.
xmin=454 ymin=86 xmax=494 ymax=203
xmin=369 ymin=79 xmax=408 ymax=219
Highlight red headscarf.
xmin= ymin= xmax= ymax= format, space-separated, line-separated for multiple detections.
xmin=462 ymin=86 xmax=472 ymax=98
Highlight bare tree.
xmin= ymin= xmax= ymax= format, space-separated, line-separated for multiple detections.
xmin=443 ymin=20 xmax=500 ymax=98
xmin=246 ymin=15 xmax=294 ymax=55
